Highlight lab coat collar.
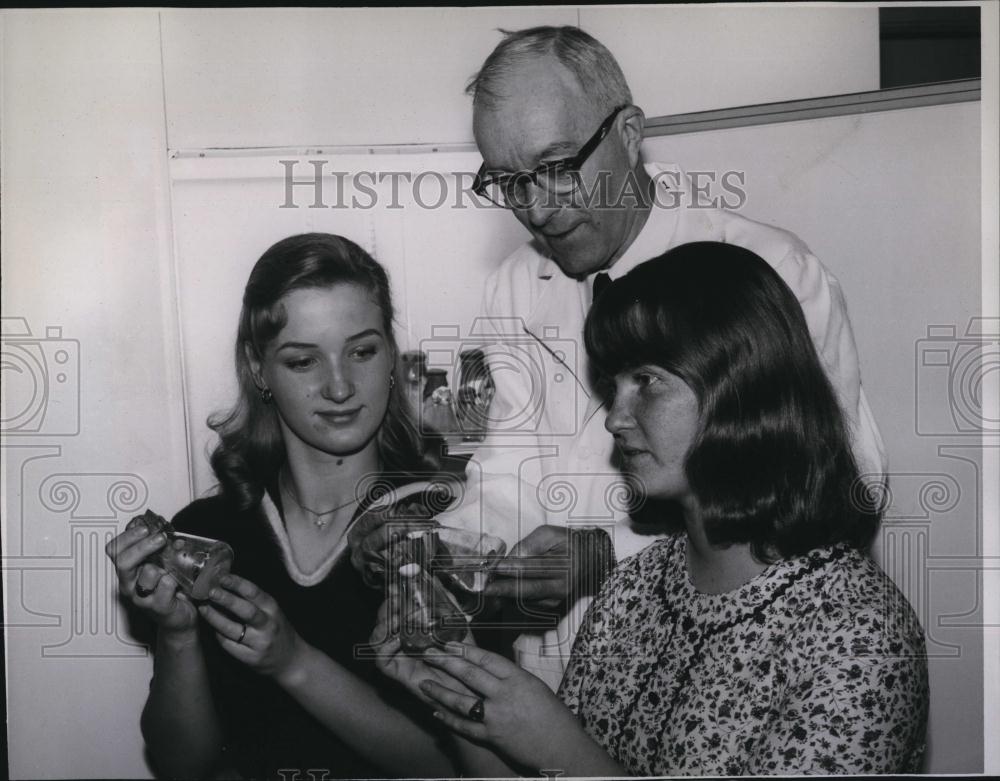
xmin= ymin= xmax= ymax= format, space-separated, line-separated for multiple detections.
xmin=589 ymin=161 xmax=685 ymax=285
xmin=522 ymin=161 xmax=685 ymax=392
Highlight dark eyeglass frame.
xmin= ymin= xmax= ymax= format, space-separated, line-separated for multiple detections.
xmin=473 ymin=104 xmax=630 ymax=209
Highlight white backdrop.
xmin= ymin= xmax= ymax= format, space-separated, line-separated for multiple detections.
xmin=3 ymin=6 xmax=995 ymax=779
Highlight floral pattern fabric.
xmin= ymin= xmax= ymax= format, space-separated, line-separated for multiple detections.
xmin=558 ymin=535 xmax=929 ymax=775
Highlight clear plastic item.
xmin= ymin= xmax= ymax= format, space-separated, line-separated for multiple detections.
xmin=355 ymin=480 xmax=460 ymax=585
xmin=390 ymin=526 xmax=506 ymax=594
xmin=430 ymin=527 xmax=507 ymax=594
xmin=132 ymin=509 xmax=234 ymax=601
xmin=397 ymin=563 xmax=469 ymax=654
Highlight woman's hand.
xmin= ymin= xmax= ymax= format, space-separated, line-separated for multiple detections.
xmin=198 ymin=573 xmax=307 ymax=685
xmin=370 ymin=590 xmax=477 ymax=706
xmin=105 ymin=515 xmax=198 ymax=635
xmin=419 ymin=641 xmax=590 ymax=771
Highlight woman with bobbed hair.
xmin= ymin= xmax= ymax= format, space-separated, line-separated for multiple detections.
xmin=381 ymin=241 xmax=929 ymax=776
xmin=107 ymin=233 xmax=458 ymax=778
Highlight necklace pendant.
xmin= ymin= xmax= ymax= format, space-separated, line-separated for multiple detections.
xmin=280 ymin=470 xmax=354 ymax=529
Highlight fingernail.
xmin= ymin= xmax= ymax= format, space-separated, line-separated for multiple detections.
xmin=419 ymin=680 xmax=433 ymax=692
xmin=432 ymin=711 xmax=442 ymax=719
xmin=219 ymin=574 xmax=232 ymax=586
xmin=154 ymin=533 xmax=168 ymax=544
xmin=209 ymin=589 xmax=220 ymax=600
xmin=444 ymin=641 xmax=464 ymax=652
xmin=135 ymin=525 xmax=149 ymax=536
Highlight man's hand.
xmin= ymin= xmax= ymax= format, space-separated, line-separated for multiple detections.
xmin=347 ymin=502 xmax=437 ymax=587
xmin=481 ymin=525 xmax=615 ymax=612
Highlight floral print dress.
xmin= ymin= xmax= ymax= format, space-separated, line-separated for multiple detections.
xmin=558 ymin=535 xmax=929 ymax=775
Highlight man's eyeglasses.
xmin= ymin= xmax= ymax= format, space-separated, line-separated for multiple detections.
xmin=473 ymin=104 xmax=629 ymax=210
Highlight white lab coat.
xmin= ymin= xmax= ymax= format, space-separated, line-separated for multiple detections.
xmin=436 ymin=162 xmax=887 ymax=689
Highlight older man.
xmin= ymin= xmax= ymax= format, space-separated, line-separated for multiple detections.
xmin=358 ymin=25 xmax=886 ymax=689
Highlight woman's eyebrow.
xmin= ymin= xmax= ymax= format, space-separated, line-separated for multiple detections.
xmin=272 ymin=330 xmax=382 ymax=352
xmin=275 ymin=340 xmax=317 ymax=352
xmin=346 ymin=328 xmax=383 ymax=342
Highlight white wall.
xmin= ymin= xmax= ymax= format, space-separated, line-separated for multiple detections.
xmin=580 ymin=5 xmax=879 ymax=116
xmin=2 ymin=6 xmax=987 ymax=779
xmin=160 ymin=6 xmax=877 ymax=148
xmin=160 ymin=7 xmax=578 ymax=149
xmin=1 ymin=8 xmax=189 ymax=779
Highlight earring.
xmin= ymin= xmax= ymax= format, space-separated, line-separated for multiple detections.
xmin=389 ymin=373 xmax=395 ymax=390
xmin=259 ymin=387 xmax=273 ymax=404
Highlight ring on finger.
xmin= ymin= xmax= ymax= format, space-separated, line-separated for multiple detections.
xmin=237 ymin=623 xmax=247 ymax=644
xmin=135 ymin=583 xmax=155 ymax=599
xmin=468 ymin=698 xmax=485 ymax=722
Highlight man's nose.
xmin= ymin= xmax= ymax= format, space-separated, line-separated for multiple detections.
xmin=322 ymin=364 xmax=354 ymax=403
xmin=516 ymin=181 xmax=557 ymax=228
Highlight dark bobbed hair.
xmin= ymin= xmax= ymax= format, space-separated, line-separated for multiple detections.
xmin=208 ymin=233 xmax=440 ymax=512
xmin=584 ymin=242 xmax=880 ymax=562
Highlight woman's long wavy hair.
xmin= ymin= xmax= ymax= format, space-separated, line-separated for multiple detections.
xmin=208 ymin=233 xmax=440 ymax=512
xmin=585 ymin=242 xmax=881 ymax=562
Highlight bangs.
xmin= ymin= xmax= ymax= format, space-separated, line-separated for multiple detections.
xmin=585 ymin=275 xmax=684 ymax=378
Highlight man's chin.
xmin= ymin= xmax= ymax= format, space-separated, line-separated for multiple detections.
xmin=549 ymin=249 xmax=608 ymax=279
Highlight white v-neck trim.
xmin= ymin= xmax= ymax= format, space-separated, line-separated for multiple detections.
xmin=260 ymin=492 xmax=349 ymax=587
xmin=259 ymin=479 xmax=458 ymax=587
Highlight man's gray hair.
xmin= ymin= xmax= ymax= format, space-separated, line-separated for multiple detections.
xmin=467 ymin=26 xmax=632 ymax=115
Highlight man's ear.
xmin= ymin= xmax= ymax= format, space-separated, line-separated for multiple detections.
xmin=620 ymin=105 xmax=646 ymax=169
xmin=244 ymin=342 xmax=265 ymax=389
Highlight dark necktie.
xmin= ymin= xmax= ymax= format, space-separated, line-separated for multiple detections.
xmin=592 ymin=272 xmax=612 ymax=302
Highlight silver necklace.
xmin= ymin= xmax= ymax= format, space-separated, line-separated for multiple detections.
xmin=280 ymin=471 xmax=358 ymax=530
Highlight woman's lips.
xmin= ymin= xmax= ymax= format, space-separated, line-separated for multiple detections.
xmin=619 ymin=446 xmax=649 ymax=458
xmin=316 ymin=408 xmax=362 ymax=424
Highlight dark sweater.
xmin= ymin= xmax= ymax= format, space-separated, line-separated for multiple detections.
xmin=169 ymin=487 xmax=432 ymax=780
